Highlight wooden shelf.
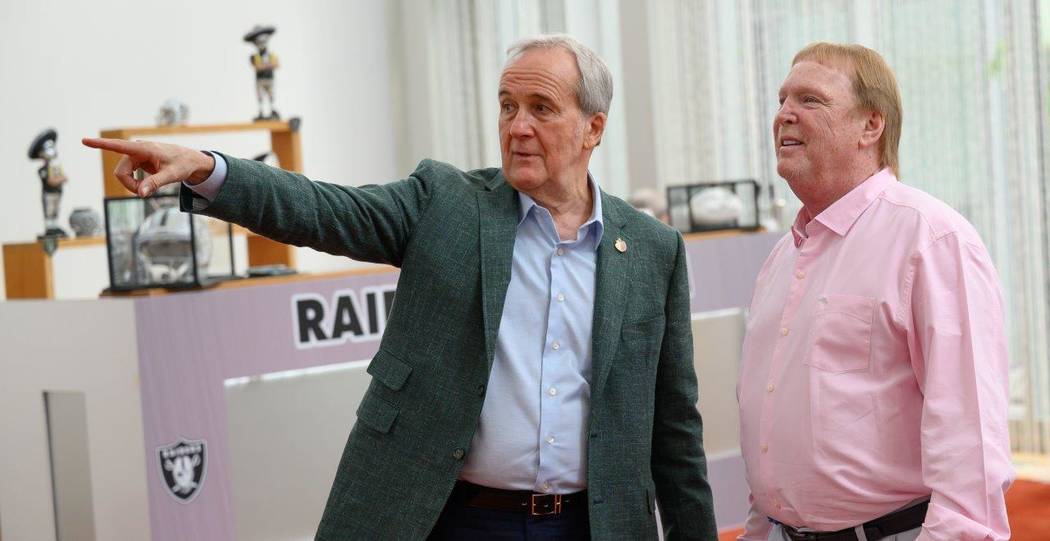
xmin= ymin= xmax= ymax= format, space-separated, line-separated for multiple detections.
xmin=3 ymin=236 xmax=105 ymax=300
xmin=100 ymin=264 xmax=396 ymax=297
xmin=682 ymin=227 xmax=766 ymax=241
xmin=95 ymin=119 xmax=302 ymax=271
xmin=3 ymin=120 xmax=308 ymax=300
xmin=99 ymin=120 xmax=295 ymax=138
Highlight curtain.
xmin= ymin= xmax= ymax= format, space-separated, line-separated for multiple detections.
xmin=647 ymin=0 xmax=1050 ymax=455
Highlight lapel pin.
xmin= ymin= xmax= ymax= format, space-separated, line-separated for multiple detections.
xmin=615 ymin=237 xmax=627 ymax=253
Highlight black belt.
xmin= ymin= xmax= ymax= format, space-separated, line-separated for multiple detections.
xmin=450 ymin=481 xmax=587 ymax=517
xmin=774 ymin=499 xmax=929 ymax=541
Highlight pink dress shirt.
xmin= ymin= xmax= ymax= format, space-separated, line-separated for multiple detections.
xmin=737 ymin=169 xmax=1013 ymax=541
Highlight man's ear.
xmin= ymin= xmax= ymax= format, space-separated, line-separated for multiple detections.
xmin=859 ymin=109 xmax=884 ymax=150
xmin=584 ymin=112 xmax=607 ymax=149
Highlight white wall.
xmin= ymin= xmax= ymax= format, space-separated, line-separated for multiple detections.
xmin=0 ymin=0 xmax=400 ymax=299
xmin=0 ymin=299 xmax=147 ymax=540
xmin=225 ymin=363 xmax=372 ymax=541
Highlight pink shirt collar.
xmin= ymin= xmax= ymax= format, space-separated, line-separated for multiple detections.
xmin=790 ymin=168 xmax=897 ymax=247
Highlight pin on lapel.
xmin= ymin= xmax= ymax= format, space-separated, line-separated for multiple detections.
xmin=614 ymin=237 xmax=627 ymax=253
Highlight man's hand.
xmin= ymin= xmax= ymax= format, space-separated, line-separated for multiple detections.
xmin=81 ymin=138 xmax=216 ymax=197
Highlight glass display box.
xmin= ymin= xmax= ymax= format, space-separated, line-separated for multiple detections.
xmin=666 ymin=179 xmax=761 ymax=233
xmin=104 ymin=194 xmax=236 ymax=291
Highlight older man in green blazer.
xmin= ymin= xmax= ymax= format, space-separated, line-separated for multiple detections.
xmin=84 ymin=34 xmax=716 ymax=540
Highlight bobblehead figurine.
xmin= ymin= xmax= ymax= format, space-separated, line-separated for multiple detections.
xmin=244 ymin=25 xmax=280 ymax=121
xmin=29 ymin=128 xmax=69 ymax=238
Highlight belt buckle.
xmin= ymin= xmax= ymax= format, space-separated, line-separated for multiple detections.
xmin=783 ymin=526 xmax=820 ymax=541
xmin=530 ymin=493 xmax=563 ymax=516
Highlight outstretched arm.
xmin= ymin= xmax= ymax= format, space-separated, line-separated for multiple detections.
xmin=83 ymin=137 xmax=432 ymax=267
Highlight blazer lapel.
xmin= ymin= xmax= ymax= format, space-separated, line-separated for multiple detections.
xmin=477 ymin=177 xmax=519 ymax=370
xmin=591 ymin=193 xmax=630 ymax=397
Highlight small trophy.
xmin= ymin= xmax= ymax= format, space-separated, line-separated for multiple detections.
xmin=29 ymin=128 xmax=69 ymax=240
xmin=244 ymin=25 xmax=280 ymax=121
xmin=156 ymin=98 xmax=190 ymax=126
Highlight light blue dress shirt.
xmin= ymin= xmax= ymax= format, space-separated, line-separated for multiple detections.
xmin=188 ymin=156 xmax=604 ymax=494
xmin=459 ymin=178 xmax=603 ymax=495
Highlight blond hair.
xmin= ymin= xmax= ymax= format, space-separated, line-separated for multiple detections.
xmin=793 ymin=43 xmax=902 ymax=177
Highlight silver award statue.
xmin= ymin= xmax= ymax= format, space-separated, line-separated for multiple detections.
xmin=29 ymin=128 xmax=69 ymax=239
xmin=244 ymin=25 xmax=280 ymax=121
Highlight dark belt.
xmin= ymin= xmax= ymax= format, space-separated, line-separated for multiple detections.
xmin=450 ymin=481 xmax=587 ymax=517
xmin=774 ymin=499 xmax=929 ymax=541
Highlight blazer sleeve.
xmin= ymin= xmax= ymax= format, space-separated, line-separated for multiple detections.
xmin=651 ymin=232 xmax=718 ymax=540
xmin=180 ymin=153 xmax=434 ymax=267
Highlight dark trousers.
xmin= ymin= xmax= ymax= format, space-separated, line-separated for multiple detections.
xmin=427 ymin=490 xmax=591 ymax=540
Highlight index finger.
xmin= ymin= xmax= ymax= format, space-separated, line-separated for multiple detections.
xmin=81 ymin=137 xmax=149 ymax=157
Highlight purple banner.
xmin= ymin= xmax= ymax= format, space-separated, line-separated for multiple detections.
xmin=133 ymin=231 xmax=780 ymax=540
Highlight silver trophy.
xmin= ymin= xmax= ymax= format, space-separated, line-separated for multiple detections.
xmin=134 ymin=204 xmax=213 ymax=285
xmin=29 ymin=128 xmax=69 ymax=239
xmin=156 ymin=98 xmax=190 ymax=126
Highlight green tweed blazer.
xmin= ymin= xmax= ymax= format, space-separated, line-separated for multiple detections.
xmin=181 ymin=156 xmax=717 ymax=540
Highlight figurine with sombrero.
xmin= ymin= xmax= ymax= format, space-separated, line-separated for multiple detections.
xmin=29 ymin=128 xmax=69 ymax=238
xmin=244 ymin=25 xmax=280 ymax=121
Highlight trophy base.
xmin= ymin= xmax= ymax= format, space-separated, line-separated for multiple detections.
xmin=253 ymin=111 xmax=280 ymax=122
xmin=37 ymin=230 xmax=66 ymax=256
xmin=40 ymin=227 xmax=68 ymax=239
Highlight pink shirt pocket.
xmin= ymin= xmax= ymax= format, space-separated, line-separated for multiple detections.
xmin=804 ymin=294 xmax=875 ymax=373
xmin=804 ymin=294 xmax=877 ymax=436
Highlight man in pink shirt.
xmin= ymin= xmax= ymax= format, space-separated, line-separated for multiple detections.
xmin=738 ymin=42 xmax=1013 ymax=541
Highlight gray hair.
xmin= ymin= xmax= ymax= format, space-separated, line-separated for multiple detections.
xmin=506 ymin=34 xmax=613 ymax=116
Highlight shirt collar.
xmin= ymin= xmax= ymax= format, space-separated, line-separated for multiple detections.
xmin=518 ymin=174 xmax=605 ymax=248
xmin=790 ymin=167 xmax=896 ymax=247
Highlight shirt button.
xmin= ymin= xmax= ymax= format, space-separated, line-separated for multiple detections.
xmin=556 ymin=293 xmax=565 ymax=302
xmin=542 ymin=481 xmax=551 ymax=492
xmin=546 ymin=436 xmax=556 ymax=444
xmin=761 ymin=444 xmax=769 ymax=453
xmin=552 ymin=340 xmax=560 ymax=350
xmin=795 ymin=270 xmax=805 ymax=279
xmin=766 ymin=383 xmax=775 ymax=393
xmin=780 ymin=327 xmax=789 ymax=336
xmin=548 ymin=387 xmax=558 ymax=396
xmin=452 ymin=448 xmax=465 ymax=460
xmin=556 ymin=248 xmax=565 ymax=256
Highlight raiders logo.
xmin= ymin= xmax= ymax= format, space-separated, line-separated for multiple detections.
xmin=157 ymin=438 xmax=207 ymax=503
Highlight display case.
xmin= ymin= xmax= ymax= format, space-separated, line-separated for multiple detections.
xmin=667 ymin=179 xmax=761 ymax=233
xmin=98 ymin=119 xmax=302 ymax=269
xmin=104 ymin=195 xmax=236 ymax=291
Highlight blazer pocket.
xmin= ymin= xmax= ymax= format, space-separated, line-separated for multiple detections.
xmin=367 ymin=348 xmax=413 ymax=391
xmin=356 ymin=392 xmax=399 ymax=434
xmin=621 ymin=314 xmax=666 ymax=341
xmin=621 ymin=314 xmax=666 ymax=367
xmin=804 ymin=294 xmax=875 ymax=373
